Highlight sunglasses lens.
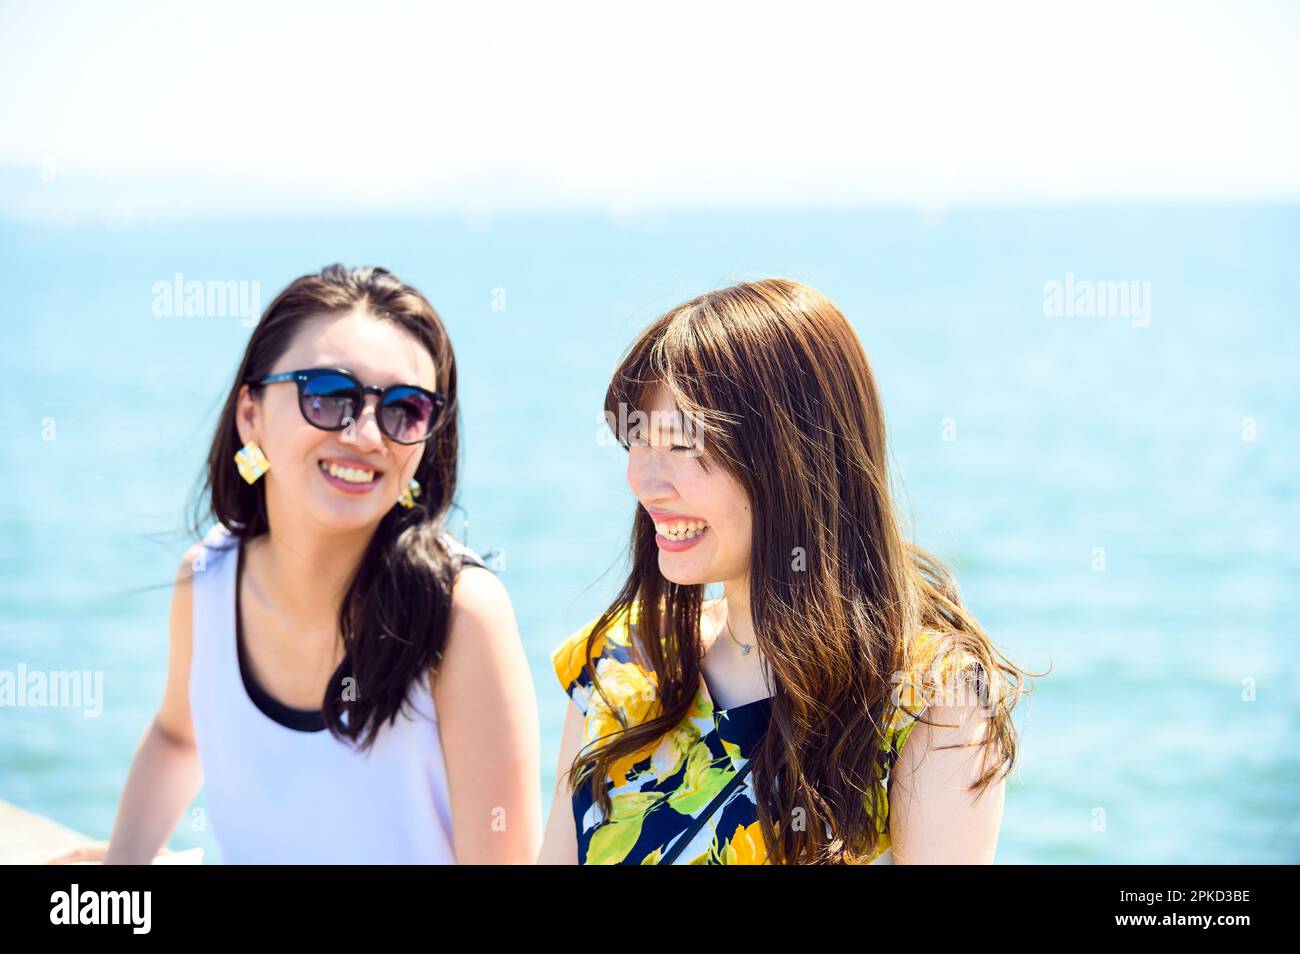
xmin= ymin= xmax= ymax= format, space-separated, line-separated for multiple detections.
xmin=380 ymin=387 xmax=437 ymax=442
xmin=300 ymin=373 xmax=359 ymax=428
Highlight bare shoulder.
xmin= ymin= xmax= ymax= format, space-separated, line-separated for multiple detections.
xmin=170 ymin=535 xmax=222 ymax=623
xmin=450 ymin=564 xmax=513 ymax=621
xmin=442 ymin=565 xmax=522 ymax=667
xmin=156 ymin=541 xmax=207 ymax=746
xmin=910 ymin=702 xmax=993 ymax=749
xmin=894 ymin=696 xmax=1004 ymax=805
xmin=177 ymin=542 xmax=206 ymax=583
xmin=169 ymin=542 xmax=207 ymax=624
xmin=433 ymin=565 xmax=531 ymax=714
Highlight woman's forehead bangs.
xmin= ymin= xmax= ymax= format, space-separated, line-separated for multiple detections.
xmin=605 ymin=309 xmax=737 ymax=444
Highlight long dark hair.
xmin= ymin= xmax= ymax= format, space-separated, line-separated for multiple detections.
xmin=190 ymin=263 xmax=463 ymax=750
xmin=568 ymin=278 xmax=1037 ymax=863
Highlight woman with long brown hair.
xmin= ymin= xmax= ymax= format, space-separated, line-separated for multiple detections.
xmin=96 ymin=264 xmax=540 ymax=863
xmin=540 ymin=277 xmax=1032 ymax=864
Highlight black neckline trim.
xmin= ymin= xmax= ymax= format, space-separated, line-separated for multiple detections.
xmin=234 ymin=541 xmax=328 ymax=733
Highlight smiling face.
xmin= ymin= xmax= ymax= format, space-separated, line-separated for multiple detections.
xmin=234 ymin=308 xmax=438 ymax=533
xmin=625 ymin=383 xmax=752 ymax=587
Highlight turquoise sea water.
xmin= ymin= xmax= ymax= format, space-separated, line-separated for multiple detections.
xmin=1 ymin=206 xmax=1296 ymax=863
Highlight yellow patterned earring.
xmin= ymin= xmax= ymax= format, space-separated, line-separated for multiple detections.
xmin=398 ymin=477 xmax=421 ymax=509
xmin=234 ymin=441 xmax=270 ymax=485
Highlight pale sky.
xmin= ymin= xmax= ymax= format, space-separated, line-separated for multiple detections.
xmin=1 ymin=0 xmax=1298 ymax=223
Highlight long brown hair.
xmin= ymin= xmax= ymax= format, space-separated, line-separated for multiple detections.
xmin=569 ymin=277 xmax=1036 ymax=864
xmin=190 ymin=263 xmax=464 ymax=750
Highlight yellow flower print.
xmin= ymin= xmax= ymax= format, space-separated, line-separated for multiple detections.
xmin=892 ymin=629 xmax=986 ymax=715
xmin=586 ymin=791 xmax=663 ymax=865
xmin=648 ymin=718 xmax=701 ymax=782
xmin=719 ymin=820 xmax=768 ymax=865
xmin=551 ymin=624 xmax=608 ymax=693
xmin=586 ymin=657 xmax=661 ymax=786
xmin=666 ymin=743 xmax=734 ymax=815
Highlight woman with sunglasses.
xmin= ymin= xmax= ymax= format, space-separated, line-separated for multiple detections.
xmin=540 ymin=278 xmax=1034 ymax=865
xmin=98 ymin=264 xmax=541 ymax=864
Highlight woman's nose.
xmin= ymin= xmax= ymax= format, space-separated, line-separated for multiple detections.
xmin=626 ymin=444 xmax=672 ymax=497
xmin=340 ymin=398 xmax=385 ymax=448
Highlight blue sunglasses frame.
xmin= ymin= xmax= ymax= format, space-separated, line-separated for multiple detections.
xmin=252 ymin=367 xmax=447 ymax=444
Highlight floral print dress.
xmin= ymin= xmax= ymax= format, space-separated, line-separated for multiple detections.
xmin=550 ymin=603 xmax=978 ymax=865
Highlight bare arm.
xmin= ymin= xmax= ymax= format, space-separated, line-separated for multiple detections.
xmin=888 ymin=701 xmax=1006 ymax=864
xmin=99 ymin=548 xmax=206 ymax=864
xmin=537 ymin=699 xmax=584 ymax=864
xmin=432 ymin=566 xmax=541 ymax=864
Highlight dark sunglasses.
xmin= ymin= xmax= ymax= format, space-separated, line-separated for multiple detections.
xmin=251 ymin=368 xmax=446 ymax=444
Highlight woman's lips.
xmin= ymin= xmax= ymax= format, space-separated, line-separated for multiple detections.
xmin=655 ymin=525 xmax=709 ymax=552
xmin=317 ymin=459 xmax=383 ymax=495
xmin=647 ymin=510 xmax=710 ymax=552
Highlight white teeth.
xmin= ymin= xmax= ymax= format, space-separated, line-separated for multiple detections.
xmin=321 ymin=461 xmax=377 ymax=484
xmin=654 ymin=520 xmax=709 ymax=540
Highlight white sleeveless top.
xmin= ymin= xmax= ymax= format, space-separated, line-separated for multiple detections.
xmin=188 ymin=522 xmax=488 ymax=864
